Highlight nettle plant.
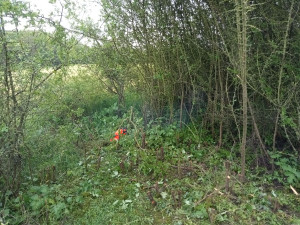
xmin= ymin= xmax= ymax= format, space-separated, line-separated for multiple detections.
xmin=269 ymin=151 xmax=300 ymax=186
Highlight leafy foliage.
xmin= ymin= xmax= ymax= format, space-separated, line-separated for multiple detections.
xmin=1 ymin=68 xmax=299 ymax=223
xmin=1 ymin=0 xmax=300 ymax=224
xmin=269 ymin=151 xmax=300 ymax=186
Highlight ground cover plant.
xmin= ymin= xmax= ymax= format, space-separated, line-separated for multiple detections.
xmin=1 ymin=0 xmax=300 ymax=224
xmin=1 ymin=92 xmax=300 ymax=224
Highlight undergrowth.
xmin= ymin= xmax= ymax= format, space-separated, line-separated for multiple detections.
xmin=1 ymin=105 xmax=300 ymax=225
xmin=0 ymin=71 xmax=299 ymax=224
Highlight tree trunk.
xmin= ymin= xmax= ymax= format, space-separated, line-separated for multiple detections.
xmin=235 ymin=0 xmax=249 ymax=182
xmin=272 ymin=0 xmax=295 ymax=151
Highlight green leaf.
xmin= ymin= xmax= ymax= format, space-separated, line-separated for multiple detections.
xmin=287 ymin=174 xmax=296 ymax=184
xmin=67 ymin=197 xmax=72 ymax=203
xmin=30 ymin=195 xmax=44 ymax=211
xmin=113 ymin=200 xmax=119 ymax=205
xmin=192 ymin=204 xmax=208 ymax=219
xmin=0 ymin=125 xmax=8 ymax=133
xmin=51 ymin=202 xmax=67 ymax=219
xmin=40 ymin=185 xmax=49 ymax=195
xmin=3 ymin=208 xmax=10 ymax=218
xmin=160 ymin=192 xmax=167 ymax=199
xmin=192 ymin=209 xmax=208 ymax=219
xmin=295 ymin=171 xmax=300 ymax=179
xmin=184 ymin=199 xmax=191 ymax=205
xmin=48 ymin=198 xmax=55 ymax=204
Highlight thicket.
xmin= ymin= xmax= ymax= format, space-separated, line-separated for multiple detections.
xmin=79 ymin=0 xmax=300 ymax=183
xmin=1 ymin=0 xmax=300 ymax=224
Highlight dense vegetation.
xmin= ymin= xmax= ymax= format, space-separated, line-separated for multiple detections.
xmin=1 ymin=0 xmax=300 ymax=224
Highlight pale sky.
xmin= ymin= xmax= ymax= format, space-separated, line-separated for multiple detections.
xmin=23 ymin=0 xmax=102 ymax=30
xmin=3 ymin=0 xmax=103 ymax=45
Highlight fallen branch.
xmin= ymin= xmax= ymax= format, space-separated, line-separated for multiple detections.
xmin=194 ymin=190 xmax=215 ymax=206
xmin=290 ymin=185 xmax=299 ymax=196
